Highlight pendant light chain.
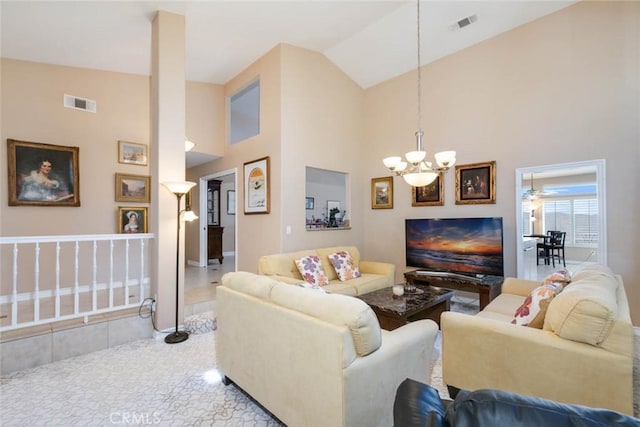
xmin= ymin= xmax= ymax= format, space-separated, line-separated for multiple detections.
xmin=381 ymin=0 xmax=456 ymax=185
xmin=416 ymin=0 xmax=422 ymax=133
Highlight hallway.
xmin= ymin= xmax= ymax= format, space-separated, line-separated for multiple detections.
xmin=184 ymin=256 xmax=235 ymax=317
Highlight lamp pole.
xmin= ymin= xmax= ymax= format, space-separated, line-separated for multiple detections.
xmin=161 ymin=181 xmax=197 ymax=344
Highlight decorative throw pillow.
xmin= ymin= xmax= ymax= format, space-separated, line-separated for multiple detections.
xmin=294 ymin=255 xmax=329 ymax=287
xmin=511 ymin=283 xmax=562 ymax=328
xmin=327 ymin=251 xmax=361 ymax=282
xmin=542 ymin=268 xmax=571 ymax=286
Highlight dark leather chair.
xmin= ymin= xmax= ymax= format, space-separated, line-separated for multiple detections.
xmin=537 ymin=231 xmax=566 ymax=267
xmin=393 ymin=378 xmax=639 ymax=427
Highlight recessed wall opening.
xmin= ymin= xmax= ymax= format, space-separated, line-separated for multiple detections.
xmin=305 ymin=167 xmax=349 ymax=230
xmin=229 ymin=79 xmax=260 ymax=144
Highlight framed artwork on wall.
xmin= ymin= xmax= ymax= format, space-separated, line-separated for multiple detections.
xmin=371 ymin=176 xmax=393 ymax=209
xmin=305 ymin=197 xmax=314 ymax=210
xmin=412 ymin=173 xmax=443 ymax=206
xmin=115 ymin=173 xmax=150 ymax=203
xmin=227 ymin=190 xmax=236 ymax=215
xmin=455 ymin=161 xmax=496 ymax=205
xmin=118 ymin=140 xmax=148 ymax=166
xmin=7 ymin=138 xmax=80 ymax=207
xmin=118 ymin=207 xmax=148 ymax=234
xmin=243 ymin=156 xmax=270 ymax=214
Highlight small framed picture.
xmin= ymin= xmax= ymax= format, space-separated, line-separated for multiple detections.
xmin=244 ymin=156 xmax=270 ymax=214
xmin=227 ymin=190 xmax=236 ymax=215
xmin=371 ymin=176 xmax=393 ymax=209
xmin=412 ymin=173 xmax=443 ymax=206
xmin=115 ymin=173 xmax=150 ymax=203
xmin=455 ymin=161 xmax=496 ymax=205
xmin=118 ymin=207 xmax=148 ymax=234
xmin=7 ymin=138 xmax=80 ymax=206
xmin=118 ymin=140 xmax=148 ymax=166
xmin=305 ymin=197 xmax=314 ymax=210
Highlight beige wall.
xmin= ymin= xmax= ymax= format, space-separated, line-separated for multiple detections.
xmin=187 ymin=44 xmax=283 ymax=273
xmin=363 ymin=1 xmax=639 ymax=322
xmin=186 ymin=80 xmax=225 ymax=158
xmin=279 ymin=44 xmax=365 ymax=253
xmin=1 ymin=59 xmax=151 ymax=235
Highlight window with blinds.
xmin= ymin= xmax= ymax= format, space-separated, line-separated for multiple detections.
xmin=542 ymin=198 xmax=598 ymax=247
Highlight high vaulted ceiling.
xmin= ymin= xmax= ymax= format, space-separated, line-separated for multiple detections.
xmin=1 ymin=1 xmax=577 ymax=89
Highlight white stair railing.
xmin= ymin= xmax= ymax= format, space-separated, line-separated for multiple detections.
xmin=0 ymin=234 xmax=154 ymax=332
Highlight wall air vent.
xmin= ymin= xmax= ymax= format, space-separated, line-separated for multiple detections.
xmin=450 ymin=14 xmax=478 ymax=31
xmin=63 ymin=94 xmax=97 ymax=113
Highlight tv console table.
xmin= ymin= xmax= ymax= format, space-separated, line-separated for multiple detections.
xmin=404 ymin=270 xmax=503 ymax=310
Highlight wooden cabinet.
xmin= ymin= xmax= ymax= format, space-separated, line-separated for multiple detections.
xmin=207 ymin=226 xmax=224 ymax=264
xmin=207 ymin=180 xmax=224 ymax=263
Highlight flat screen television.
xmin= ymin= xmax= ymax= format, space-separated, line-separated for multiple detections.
xmin=405 ymin=217 xmax=504 ymax=277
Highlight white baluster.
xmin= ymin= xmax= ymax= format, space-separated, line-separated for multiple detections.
xmin=109 ymin=239 xmax=114 ymax=309
xmin=11 ymin=244 xmax=18 ymax=327
xmin=139 ymin=239 xmax=145 ymax=302
xmin=92 ymin=240 xmax=98 ymax=312
xmin=125 ymin=239 xmax=130 ymax=305
xmin=74 ymin=241 xmax=79 ymax=315
xmin=55 ymin=242 xmax=61 ymax=318
xmin=34 ymin=243 xmax=40 ymax=322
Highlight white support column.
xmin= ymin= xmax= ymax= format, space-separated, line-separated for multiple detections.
xmin=151 ymin=11 xmax=187 ymax=331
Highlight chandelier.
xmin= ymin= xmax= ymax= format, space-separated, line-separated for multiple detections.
xmin=383 ymin=0 xmax=456 ymax=187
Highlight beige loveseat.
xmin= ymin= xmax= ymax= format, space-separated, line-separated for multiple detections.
xmin=217 ymin=271 xmax=438 ymax=427
xmin=258 ymin=246 xmax=394 ymax=295
xmin=441 ymin=264 xmax=634 ymax=415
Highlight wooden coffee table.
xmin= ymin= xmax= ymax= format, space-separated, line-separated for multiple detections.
xmin=357 ymin=285 xmax=454 ymax=331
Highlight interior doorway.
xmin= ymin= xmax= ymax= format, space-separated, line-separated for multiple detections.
xmin=515 ymin=160 xmax=606 ymax=279
xmin=198 ymin=168 xmax=237 ymax=270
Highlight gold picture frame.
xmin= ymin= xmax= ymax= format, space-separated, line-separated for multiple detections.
xmin=117 ymin=206 xmax=148 ymax=234
xmin=118 ymin=140 xmax=148 ymax=166
xmin=455 ymin=161 xmax=496 ymax=205
xmin=7 ymin=138 xmax=80 ymax=207
xmin=243 ymin=156 xmax=270 ymax=214
xmin=371 ymin=176 xmax=393 ymax=209
xmin=115 ymin=173 xmax=150 ymax=203
xmin=412 ymin=173 xmax=444 ymax=206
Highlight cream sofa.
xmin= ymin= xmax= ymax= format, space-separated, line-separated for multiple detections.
xmin=257 ymin=246 xmax=394 ymax=295
xmin=216 ymin=271 xmax=438 ymax=427
xmin=441 ymin=264 xmax=634 ymax=415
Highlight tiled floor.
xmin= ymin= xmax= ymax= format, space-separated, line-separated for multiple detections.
xmin=184 ymin=256 xmax=235 ymax=316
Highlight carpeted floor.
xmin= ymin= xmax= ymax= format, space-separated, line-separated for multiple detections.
xmin=1 ymin=311 xmax=639 ymax=425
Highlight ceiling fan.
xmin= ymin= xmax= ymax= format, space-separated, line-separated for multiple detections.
xmin=523 ymin=173 xmax=555 ymax=200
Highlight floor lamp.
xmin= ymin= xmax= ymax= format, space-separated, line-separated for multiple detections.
xmin=162 ymin=181 xmax=197 ymax=344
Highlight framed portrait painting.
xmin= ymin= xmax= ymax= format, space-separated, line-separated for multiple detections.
xmin=243 ymin=156 xmax=270 ymax=214
xmin=455 ymin=161 xmax=496 ymax=205
xmin=118 ymin=207 xmax=148 ymax=234
xmin=412 ymin=173 xmax=443 ymax=206
xmin=115 ymin=173 xmax=150 ymax=203
xmin=371 ymin=176 xmax=393 ymax=209
xmin=7 ymin=139 xmax=80 ymax=206
xmin=118 ymin=140 xmax=148 ymax=166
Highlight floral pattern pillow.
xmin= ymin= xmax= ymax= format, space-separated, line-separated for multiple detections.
xmin=542 ymin=268 xmax=571 ymax=286
xmin=327 ymin=251 xmax=361 ymax=282
xmin=294 ymin=255 xmax=329 ymax=287
xmin=511 ymin=283 xmax=562 ymax=328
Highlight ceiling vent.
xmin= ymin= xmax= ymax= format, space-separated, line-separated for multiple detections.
xmin=63 ymin=94 xmax=97 ymax=113
xmin=450 ymin=14 xmax=478 ymax=31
